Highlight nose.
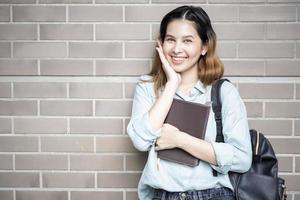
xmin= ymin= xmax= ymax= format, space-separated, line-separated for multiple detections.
xmin=172 ymin=41 xmax=183 ymax=54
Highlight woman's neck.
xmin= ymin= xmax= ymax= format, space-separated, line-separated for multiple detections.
xmin=179 ymin=66 xmax=198 ymax=88
xmin=178 ymin=68 xmax=198 ymax=95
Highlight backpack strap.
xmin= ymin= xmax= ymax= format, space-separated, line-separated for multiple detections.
xmin=211 ymin=78 xmax=230 ymax=176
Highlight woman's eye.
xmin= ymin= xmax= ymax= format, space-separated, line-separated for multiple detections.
xmin=184 ymin=40 xmax=192 ymax=43
xmin=166 ymin=38 xmax=175 ymax=42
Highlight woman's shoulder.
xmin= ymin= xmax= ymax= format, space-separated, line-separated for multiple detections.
xmin=217 ymin=79 xmax=247 ymax=115
xmin=219 ymin=80 xmax=241 ymax=101
xmin=136 ymin=74 xmax=156 ymax=97
xmin=220 ymin=80 xmax=237 ymax=93
xmin=138 ymin=74 xmax=154 ymax=82
xmin=137 ymin=74 xmax=155 ymax=87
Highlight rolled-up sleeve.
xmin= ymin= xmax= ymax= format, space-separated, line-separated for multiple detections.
xmin=210 ymin=82 xmax=252 ymax=174
xmin=127 ymin=79 xmax=161 ymax=152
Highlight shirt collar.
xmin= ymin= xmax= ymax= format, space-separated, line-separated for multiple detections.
xmin=175 ymin=80 xmax=207 ymax=100
xmin=194 ymin=79 xmax=207 ymax=94
xmin=158 ymin=80 xmax=207 ymax=99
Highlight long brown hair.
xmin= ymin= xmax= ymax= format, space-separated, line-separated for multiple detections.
xmin=145 ymin=5 xmax=224 ymax=97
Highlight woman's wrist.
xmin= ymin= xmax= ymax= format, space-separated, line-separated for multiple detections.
xmin=165 ymin=81 xmax=179 ymax=91
xmin=175 ymin=131 xmax=188 ymax=148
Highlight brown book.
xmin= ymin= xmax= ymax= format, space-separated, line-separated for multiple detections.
xmin=157 ymin=98 xmax=210 ymax=167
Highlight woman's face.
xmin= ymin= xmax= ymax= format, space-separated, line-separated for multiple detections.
xmin=162 ymin=19 xmax=207 ymax=74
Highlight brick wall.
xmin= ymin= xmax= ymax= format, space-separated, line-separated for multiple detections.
xmin=0 ymin=0 xmax=299 ymax=200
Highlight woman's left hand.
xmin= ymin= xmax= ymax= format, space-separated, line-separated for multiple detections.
xmin=155 ymin=123 xmax=182 ymax=151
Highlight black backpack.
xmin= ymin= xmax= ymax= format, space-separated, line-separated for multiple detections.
xmin=211 ymin=79 xmax=287 ymax=200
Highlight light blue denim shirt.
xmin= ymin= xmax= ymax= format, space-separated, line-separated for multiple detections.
xmin=127 ymin=75 xmax=252 ymax=200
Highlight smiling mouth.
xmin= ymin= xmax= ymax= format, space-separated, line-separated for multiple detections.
xmin=171 ymin=56 xmax=188 ymax=64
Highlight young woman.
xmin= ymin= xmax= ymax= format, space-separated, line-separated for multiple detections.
xmin=127 ymin=5 xmax=252 ymax=200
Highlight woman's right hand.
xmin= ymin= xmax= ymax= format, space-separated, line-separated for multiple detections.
xmin=156 ymin=40 xmax=181 ymax=88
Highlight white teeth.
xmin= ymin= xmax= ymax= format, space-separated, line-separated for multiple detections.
xmin=174 ymin=58 xmax=183 ymax=61
xmin=171 ymin=56 xmax=186 ymax=64
xmin=172 ymin=56 xmax=186 ymax=61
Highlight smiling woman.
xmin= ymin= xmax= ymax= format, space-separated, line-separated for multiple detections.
xmin=161 ymin=19 xmax=206 ymax=96
xmin=126 ymin=5 xmax=252 ymax=200
xmin=163 ymin=20 xmax=204 ymax=69
xmin=150 ymin=6 xmax=224 ymax=99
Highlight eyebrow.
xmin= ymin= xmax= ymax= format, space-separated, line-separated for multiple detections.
xmin=165 ymin=34 xmax=195 ymax=39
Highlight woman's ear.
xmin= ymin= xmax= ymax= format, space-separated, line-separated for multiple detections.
xmin=201 ymin=44 xmax=208 ymax=56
